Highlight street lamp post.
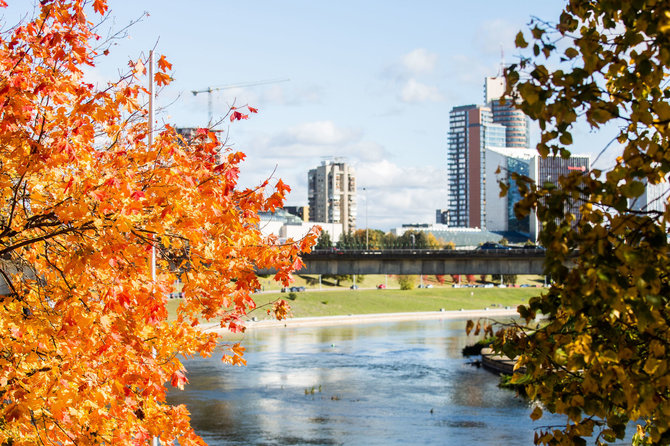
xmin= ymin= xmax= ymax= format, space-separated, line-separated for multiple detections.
xmin=364 ymin=187 xmax=369 ymax=250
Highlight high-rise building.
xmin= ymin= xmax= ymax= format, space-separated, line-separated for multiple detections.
xmin=308 ymin=160 xmax=356 ymax=234
xmin=484 ymin=77 xmax=531 ymax=149
xmin=283 ymin=206 xmax=309 ymax=222
xmin=446 ymin=76 xmax=532 ymax=231
xmin=435 ymin=208 xmax=449 ymax=225
xmin=446 ymin=104 xmax=506 ymax=228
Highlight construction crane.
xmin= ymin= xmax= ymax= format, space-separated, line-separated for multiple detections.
xmin=192 ymin=78 xmax=290 ymax=124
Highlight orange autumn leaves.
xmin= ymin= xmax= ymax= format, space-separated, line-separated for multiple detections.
xmin=0 ymin=1 xmax=317 ymax=445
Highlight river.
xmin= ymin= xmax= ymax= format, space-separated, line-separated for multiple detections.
xmin=166 ymin=318 xmax=581 ymax=445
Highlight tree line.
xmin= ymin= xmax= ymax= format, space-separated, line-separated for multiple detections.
xmin=315 ymin=229 xmax=455 ymax=250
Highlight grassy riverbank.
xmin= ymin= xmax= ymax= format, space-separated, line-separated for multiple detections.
xmin=166 ymin=286 xmax=542 ymax=321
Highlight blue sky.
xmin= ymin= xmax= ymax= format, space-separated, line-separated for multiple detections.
xmin=10 ymin=1 xmax=617 ymax=230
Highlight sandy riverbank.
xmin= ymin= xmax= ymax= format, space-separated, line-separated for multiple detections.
xmin=199 ymin=307 xmax=520 ymax=334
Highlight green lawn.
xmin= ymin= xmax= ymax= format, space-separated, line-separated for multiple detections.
xmin=166 ymin=286 xmax=543 ymax=321
xmin=252 ymin=273 xmax=546 ymax=291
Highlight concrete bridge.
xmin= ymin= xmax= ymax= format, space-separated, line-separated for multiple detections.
xmin=0 ymin=249 xmax=548 ymax=295
xmin=269 ymin=248 xmax=548 ymax=275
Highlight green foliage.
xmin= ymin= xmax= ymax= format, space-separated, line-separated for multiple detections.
xmin=398 ymin=230 xmax=430 ymax=249
xmin=503 ymin=274 xmax=518 ymax=286
xmin=397 ymin=275 xmax=417 ymax=290
xmin=322 ymin=274 xmax=352 ymax=286
xmin=338 ymin=229 xmax=388 ymax=249
xmin=462 ymin=337 xmax=494 ymax=356
xmin=494 ymin=2 xmax=670 ymax=445
xmin=287 ymin=292 xmax=298 ymax=301
xmin=315 ymin=231 xmax=332 ymax=249
xmin=498 ymin=374 xmax=529 ymax=397
xmin=334 ymin=229 xmax=446 ymax=250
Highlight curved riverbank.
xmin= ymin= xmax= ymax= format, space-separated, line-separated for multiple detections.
xmin=200 ymin=307 xmax=519 ymax=334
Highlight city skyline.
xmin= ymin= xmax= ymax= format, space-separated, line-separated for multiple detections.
xmin=8 ymin=1 xmax=623 ymax=230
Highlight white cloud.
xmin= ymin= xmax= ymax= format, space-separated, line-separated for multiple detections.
xmin=240 ymin=121 xmax=389 ymax=164
xmin=399 ymin=79 xmax=444 ymax=103
xmin=277 ymin=120 xmax=361 ymax=146
xmin=354 ymin=159 xmax=446 ymax=229
xmin=382 ymin=48 xmax=439 ymax=81
xmin=349 ymin=141 xmax=387 ymax=162
xmin=258 ymin=84 xmax=323 ymax=106
xmin=475 ymin=19 xmax=519 ymax=58
xmin=356 ymin=159 xmax=442 ymax=189
xmin=401 ymin=48 xmax=438 ymax=75
xmin=446 ymin=54 xmax=493 ymax=99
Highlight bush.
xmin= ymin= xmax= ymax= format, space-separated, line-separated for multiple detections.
xmin=287 ymin=292 xmax=298 ymax=301
xmin=397 ymin=275 xmax=417 ymax=290
xmin=461 ymin=337 xmax=494 ymax=356
xmin=503 ymin=274 xmax=518 ymax=285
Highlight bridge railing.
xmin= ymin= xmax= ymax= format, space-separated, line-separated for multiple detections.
xmin=306 ymin=248 xmax=546 ymax=257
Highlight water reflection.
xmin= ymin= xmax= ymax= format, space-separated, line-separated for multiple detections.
xmin=168 ymin=319 xmax=561 ymax=445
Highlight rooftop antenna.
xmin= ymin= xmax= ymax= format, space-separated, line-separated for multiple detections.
xmin=499 ymin=44 xmax=505 ymax=77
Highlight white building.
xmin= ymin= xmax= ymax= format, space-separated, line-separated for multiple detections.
xmin=259 ymin=209 xmax=343 ymax=244
xmin=484 ymin=147 xmax=591 ymax=241
xmin=629 ymin=179 xmax=670 ymax=214
xmin=485 ymin=147 xmax=537 ymax=234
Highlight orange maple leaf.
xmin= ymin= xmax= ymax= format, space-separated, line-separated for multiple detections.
xmin=170 ymin=370 xmax=188 ymax=390
xmin=157 ymin=54 xmax=172 ymax=72
xmin=92 ymin=0 xmax=108 ymax=15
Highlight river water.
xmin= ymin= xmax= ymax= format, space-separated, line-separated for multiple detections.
xmin=167 ymin=318 xmax=565 ymax=445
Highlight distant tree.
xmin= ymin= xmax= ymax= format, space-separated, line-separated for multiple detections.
xmin=435 ymin=274 xmax=446 ymax=284
xmin=315 ymin=230 xmax=332 ymax=249
xmin=337 ymin=231 xmax=363 ymax=250
xmin=502 ymin=274 xmax=517 ymax=286
xmin=398 ymin=230 xmax=430 ymax=248
xmin=351 ymin=228 xmax=387 ymax=249
xmin=480 ymin=275 xmax=487 ymax=283
xmin=498 ymin=237 xmax=509 ymax=246
xmin=443 ymin=241 xmax=456 ymax=250
xmin=451 ymin=274 xmax=461 ymax=284
xmin=426 ymin=233 xmax=442 ymax=249
xmin=466 ymin=274 xmax=476 ymax=284
xmin=383 ymin=232 xmax=399 ymax=249
xmin=322 ymin=274 xmax=352 ymax=286
xmin=397 ymin=275 xmax=417 ymax=290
